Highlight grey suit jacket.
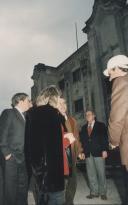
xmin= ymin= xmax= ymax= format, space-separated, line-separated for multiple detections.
xmin=0 ymin=108 xmax=25 ymax=163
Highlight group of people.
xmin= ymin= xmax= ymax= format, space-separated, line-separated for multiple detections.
xmin=0 ymin=54 xmax=128 ymax=205
xmin=0 ymin=87 xmax=82 ymax=205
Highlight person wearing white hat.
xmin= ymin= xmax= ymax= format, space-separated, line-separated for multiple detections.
xmin=103 ymin=54 xmax=128 ymax=81
xmin=103 ymin=54 xmax=128 ymax=205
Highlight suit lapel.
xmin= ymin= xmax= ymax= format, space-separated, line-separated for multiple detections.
xmin=90 ymin=121 xmax=97 ymax=136
xmin=13 ymin=108 xmax=25 ymax=125
xmin=85 ymin=124 xmax=89 ymax=136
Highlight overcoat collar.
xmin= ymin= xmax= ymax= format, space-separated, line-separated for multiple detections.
xmin=13 ymin=108 xmax=25 ymax=124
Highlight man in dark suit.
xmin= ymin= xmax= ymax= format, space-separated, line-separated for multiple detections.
xmin=0 ymin=93 xmax=30 ymax=205
xmin=79 ymin=110 xmax=108 ymax=200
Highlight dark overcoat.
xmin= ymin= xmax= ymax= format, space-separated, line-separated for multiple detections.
xmin=25 ymin=104 xmax=64 ymax=192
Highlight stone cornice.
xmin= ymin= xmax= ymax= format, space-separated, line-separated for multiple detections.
xmin=83 ymin=0 xmax=127 ymax=33
xmin=31 ymin=63 xmax=56 ymax=80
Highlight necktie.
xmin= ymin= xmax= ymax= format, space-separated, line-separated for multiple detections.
xmin=87 ymin=124 xmax=92 ymax=136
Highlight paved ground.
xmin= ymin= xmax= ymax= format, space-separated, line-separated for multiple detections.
xmin=28 ymin=167 xmax=124 ymax=205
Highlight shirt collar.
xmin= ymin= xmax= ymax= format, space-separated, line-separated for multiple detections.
xmin=15 ymin=106 xmax=25 ymax=120
xmin=15 ymin=106 xmax=23 ymax=114
xmin=88 ymin=120 xmax=95 ymax=128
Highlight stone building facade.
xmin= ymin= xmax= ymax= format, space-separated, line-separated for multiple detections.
xmin=31 ymin=0 xmax=128 ymax=127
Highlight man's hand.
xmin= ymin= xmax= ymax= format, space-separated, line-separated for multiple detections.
xmin=78 ymin=153 xmax=85 ymax=160
xmin=102 ymin=151 xmax=108 ymax=159
xmin=5 ymin=154 xmax=12 ymax=160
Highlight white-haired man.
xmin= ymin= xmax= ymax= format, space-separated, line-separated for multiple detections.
xmin=103 ymin=54 xmax=128 ymax=205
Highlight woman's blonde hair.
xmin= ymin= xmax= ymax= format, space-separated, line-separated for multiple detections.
xmin=36 ymin=85 xmax=61 ymax=107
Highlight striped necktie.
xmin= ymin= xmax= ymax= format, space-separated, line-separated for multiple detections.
xmin=87 ymin=124 xmax=92 ymax=136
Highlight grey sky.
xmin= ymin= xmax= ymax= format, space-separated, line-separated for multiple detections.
xmin=0 ymin=0 xmax=94 ymax=113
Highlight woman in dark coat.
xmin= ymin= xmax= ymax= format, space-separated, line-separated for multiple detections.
xmin=25 ymin=86 xmax=65 ymax=205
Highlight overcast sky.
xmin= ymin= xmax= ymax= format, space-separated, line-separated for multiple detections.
xmin=0 ymin=0 xmax=94 ymax=113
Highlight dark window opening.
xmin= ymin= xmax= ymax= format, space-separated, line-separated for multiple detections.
xmin=73 ymin=69 xmax=81 ymax=83
xmin=74 ymin=98 xmax=83 ymax=113
xmin=58 ymin=79 xmax=65 ymax=90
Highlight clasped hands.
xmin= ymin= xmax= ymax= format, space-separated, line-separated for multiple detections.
xmin=78 ymin=151 xmax=108 ymax=160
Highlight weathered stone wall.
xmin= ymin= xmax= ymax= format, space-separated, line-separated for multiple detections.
xmin=31 ymin=0 xmax=128 ymax=127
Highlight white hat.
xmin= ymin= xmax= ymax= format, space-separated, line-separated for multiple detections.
xmin=103 ymin=55 xmax=128 ymax=76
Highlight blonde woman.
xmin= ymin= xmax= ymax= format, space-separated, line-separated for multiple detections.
xmin=25 ymin=85 xmax=65 ymax=205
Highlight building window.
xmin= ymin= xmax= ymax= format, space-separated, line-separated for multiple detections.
xmin=72 ymin=69 xmax=81 ymax=83
xmin=74 ymin=98 xmax=83 ymax=113
xmin=80 ymin=59 xmax=88 ymax=76
xmin=58 ymin=79 xmax=65 ymax=90
xmin=81 ymin=65 xmax=87 ymax=76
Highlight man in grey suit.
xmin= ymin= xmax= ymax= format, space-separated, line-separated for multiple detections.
xmin=0 ymin=93 xmax=30 ymax=205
